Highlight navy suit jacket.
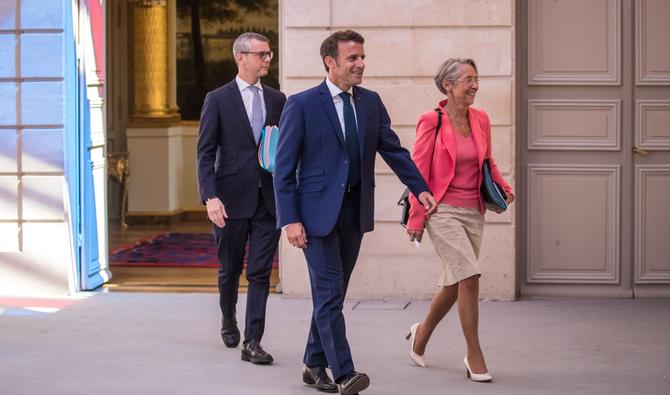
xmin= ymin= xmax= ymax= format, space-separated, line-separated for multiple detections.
xmin=274 ymin=80 xmax=429 ymax=237
xmin=197 ymin=80 xmax=287 ymax=219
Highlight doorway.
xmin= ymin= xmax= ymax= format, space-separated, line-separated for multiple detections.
xmin=104 ymin=0 xmax=281 ymax=292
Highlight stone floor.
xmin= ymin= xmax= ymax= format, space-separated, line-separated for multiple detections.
xmin=1 ymin=293 xmax=669 ymax=394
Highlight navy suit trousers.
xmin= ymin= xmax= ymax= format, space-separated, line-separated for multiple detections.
xmin=302 ymin=185 xmax=363 ymax=381
xmin=214 ymin=189 xmax=280 ymax=344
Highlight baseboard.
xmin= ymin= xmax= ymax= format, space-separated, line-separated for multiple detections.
xmin=634 ymin=285 xmax=670 ymax=298
xmin=125 ymin=209 xmax=208 ymax=226
xmin=521 ymin=284 xmax=634 ymax=298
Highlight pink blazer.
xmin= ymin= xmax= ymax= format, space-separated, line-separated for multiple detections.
xmin=407 ymin=100 xmax=513 ymax=231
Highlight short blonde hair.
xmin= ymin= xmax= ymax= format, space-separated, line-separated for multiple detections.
xmin=433 ymin=58 xmax=478 ymax=95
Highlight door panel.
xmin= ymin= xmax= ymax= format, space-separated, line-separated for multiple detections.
xmin=635 ymin=0 xmax=670 ymax=85
xmin=528 ymin=100 xmax=621 ymax=150
xmin=636 ymin=101 xmax=670 ymax=148
xmin=528 ymin=0 xmax=621 ymax=85
xmin=527 ymin=165 xmax=620 ymax=283
xmin=635 ymin=167 xmax=670 ymax=283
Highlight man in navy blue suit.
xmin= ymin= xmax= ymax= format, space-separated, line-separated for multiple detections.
xmin=274 ymin=30 xmax=437 ymax=395
xmin=197 ymin=32 xmax=286 ymax=365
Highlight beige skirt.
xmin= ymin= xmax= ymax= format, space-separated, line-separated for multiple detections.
xmin=425 ymin=204 xmax=485 ymax=287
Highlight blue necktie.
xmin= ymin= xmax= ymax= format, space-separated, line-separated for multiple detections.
xmin=339 ymin=92 xmax=361 ymax=187
xmin=250 ymin=86 xmax=263 ymax=144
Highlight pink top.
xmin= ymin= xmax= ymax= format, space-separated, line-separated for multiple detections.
xmin=442 ymin=132 xmax=480 ymax=209
xmin=407 ymin=100 xmax=514 ymax=231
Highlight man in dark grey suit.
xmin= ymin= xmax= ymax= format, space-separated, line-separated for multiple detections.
xmin=196 ymin=32 xmax=286 ymax=365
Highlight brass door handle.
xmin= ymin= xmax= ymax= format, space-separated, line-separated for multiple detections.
xmin=632 ymin=147 xmax=649 ymax=156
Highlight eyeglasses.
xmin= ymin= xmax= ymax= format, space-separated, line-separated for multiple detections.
xmin=241 ymin=51 xmax=274 ymax=60
xmin=448 ymin=77 xmax=480 ymax=85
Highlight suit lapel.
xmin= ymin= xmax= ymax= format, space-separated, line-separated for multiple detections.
xmin=226 ymin=82 xmax=256 ymax=145
xmin=318 ymin=81 xmax=346 ymax=149
xmin=353 ymin=86 xmax=366 ymax=160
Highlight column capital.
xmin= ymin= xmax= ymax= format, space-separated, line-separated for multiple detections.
xmin=135 ymin=0 xmax=167 ymax=7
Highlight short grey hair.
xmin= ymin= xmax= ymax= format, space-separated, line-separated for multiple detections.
xmin=232 ymin=32 xmax=270 ymax=57
xmin=433 ymin=58 xmax=478 ymax=95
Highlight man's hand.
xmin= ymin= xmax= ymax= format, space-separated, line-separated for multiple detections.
xmin=286 ymin=222 xmax=307 ymax=249
xmin=418 ymin=191 xmax=438 ymax=218
xmin=407 ymin=228 xmax=424 ymax=243
xmin=206 ymin=197 xmax=228 ymax=228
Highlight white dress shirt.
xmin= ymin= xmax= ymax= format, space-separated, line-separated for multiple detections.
xmin=325 ymin=77 xmax=358 ymax=140
xmin=236 ymin=75 xmax=266 ymax=124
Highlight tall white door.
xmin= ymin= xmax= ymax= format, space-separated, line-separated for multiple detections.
xmin=519 ymin=0 xmax=670 ymax=297
xmin=631 ymin=0 xmax=670 ymax=296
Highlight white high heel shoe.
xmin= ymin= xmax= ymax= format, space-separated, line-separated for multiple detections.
xmin=404 ymin=322 xmax=427 ymax=367
xmin=463 ymin=356 xmax=492 ymax=382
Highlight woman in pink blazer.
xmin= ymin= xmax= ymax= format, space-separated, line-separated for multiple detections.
xmin=405 ymin=58 xmax=513 ymax=382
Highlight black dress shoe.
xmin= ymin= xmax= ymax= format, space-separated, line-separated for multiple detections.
xmin=241 ymin=339 xmax=273 ymax=364
xmin=220 ymin=319 xmax=240 ymax=348
xmin=336 ymin=371 xmax=369 ymax=395
xmin=303 ymin=366 xmax=338 ymax=393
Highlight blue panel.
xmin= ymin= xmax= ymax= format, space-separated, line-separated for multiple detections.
xmin=21 ymin=0 xmax=63 ymax=30
xmin=0 ymin=34 xmax=15 ymax=78
xmin=21 ymin=33 xmax=64 ymax=78
xmin=21 ymin=81 xmax=64 ymax=125
xmin=22 ymin=129 xmax=65 ymax=172
xmin=63 ymin=0 xmax=82 ymax=290
xmin=0 ymin=82 xmax=17 ymax=125
xmin=80 ymin=85 xmax=101 ymax=281
xmin=61 ymin=0 xmax=104 ymax=291
xmin=0 ymin=0 xmax=16 ymax=29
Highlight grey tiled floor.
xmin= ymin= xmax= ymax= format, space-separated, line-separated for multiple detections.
xmin=1 ymin=293 xmax=669 ymax=394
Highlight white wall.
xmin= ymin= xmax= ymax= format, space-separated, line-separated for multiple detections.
xmin=126 ymin=124 xmax=203 ymax=215
xmin=0 ymin=0 xmax=75 ymax=295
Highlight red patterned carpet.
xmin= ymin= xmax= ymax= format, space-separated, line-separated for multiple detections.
xmin=110 ymin=233 xmax=278 ymax=268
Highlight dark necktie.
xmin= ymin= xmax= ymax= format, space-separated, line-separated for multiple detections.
xmin=338 ymin=92 xmax=361 ymax=187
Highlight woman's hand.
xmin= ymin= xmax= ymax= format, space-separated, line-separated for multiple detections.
xmin=486 ymin=194 xmax=514 ymax=214
xmin=485 ymin=202 xmax=505 ymax=214
xmin=407 ymin=228 xmax=424 ymax=243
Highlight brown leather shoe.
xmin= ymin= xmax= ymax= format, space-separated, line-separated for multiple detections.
xmin=241 ymin=339 xmax=273 ymax=364
xmin=303 ymin=366 xmax=338 ymax=393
